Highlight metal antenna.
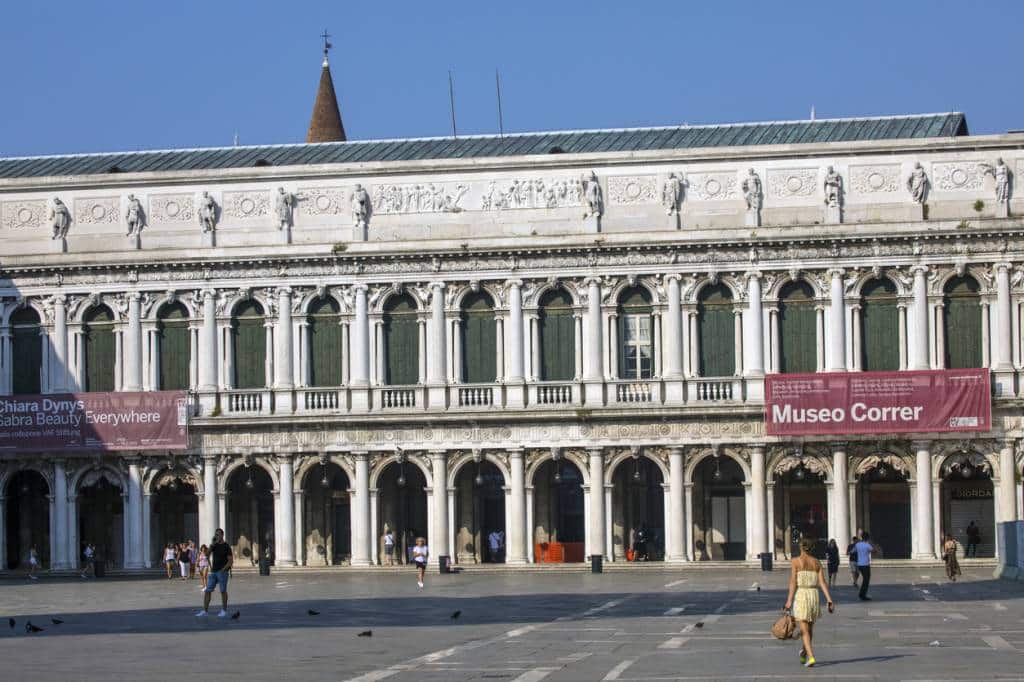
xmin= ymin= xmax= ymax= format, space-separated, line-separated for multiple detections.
xmin=233 ymin=132 xmax=239 ymax=146
xmin=448 ymin=70 xmax=458 ymax=138
xmin=496 ymin=69 xmax=505 ymax=139
xmin=321 ymin=29 xmax=332 ymax=66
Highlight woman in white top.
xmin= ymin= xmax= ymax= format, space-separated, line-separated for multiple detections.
xmin=28 ymin=545 xmax=39 ymax=580
xmin=164 ymin=543 xmax=176 ymax=579
xmin=412 ymin=537 xmax=429 ymax=588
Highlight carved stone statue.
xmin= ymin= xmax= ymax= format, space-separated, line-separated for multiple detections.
xmin=741 ymin=168 xmax=762 ymax=212
xmin=662 ymin=173 xmax=685 ymax=216
xmin=582 ymin=172 xmax=603 ymax=218
xmin=350 ymin=184 xmax=371 ymax=229
xmin=49 ymin=197 xmax=70 ymax=240
xmin=275 ymin=187 xmax=297 ymax=230
xmin=823 ymin=166 xmax=843 ymax=208
xmin=198 ymin=191 xmax=218 ymax=233
xmin=906 ymin=163 xmax=929 ymax=204
xmin=981 ymin=158 xmax=1010 ymax=204
xmin=125 ymin=194 xmax=144 ymax=236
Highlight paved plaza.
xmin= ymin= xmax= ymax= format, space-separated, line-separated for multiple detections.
xmin=1 ymin=565 xmax=1022 ymax=681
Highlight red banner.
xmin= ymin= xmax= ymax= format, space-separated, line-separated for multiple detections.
xmin=0 ymin=391 xmax=188 ymax=452
xmin=765 ymin=369 xmax=991 ymax=436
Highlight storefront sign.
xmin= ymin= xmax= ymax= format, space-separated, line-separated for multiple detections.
xmin=951 ymin=487 xmax=994 ymax=500
xmin=0 ymin=391 xmax=188 ymax=452
xmin=765 ymin=369 xmax=991 ymax=436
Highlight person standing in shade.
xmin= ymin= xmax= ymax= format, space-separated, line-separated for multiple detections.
xmin=178 ymin=542 xmax=191 ymax=581
xmin=383 ymin=530 xmax=396 ymax=566
xmin=784 ymin=537 xmax=835 ymax=668
xmin=854 ymin=532 xmax=876 ymax=600
xmin=27 ymin=545 xmax=40 ymax=581
xmin=943 ymin=534 xmax=961 ymax=582
xmin=196 ymin=529 xmax=233 ymax=618
xmin=825 ymin=539 xmax=840 ymax=588
xmin=411 ymin=537 xmax=429 ymax=589
xmin=965 ymin=521 xmax=980 ymax=558
xmin=81 ymin=543 xmax=95 ymax=579
xmin=846 ymin=537 xmax=859 ymax=587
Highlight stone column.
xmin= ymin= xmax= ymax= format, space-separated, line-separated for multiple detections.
xmin=831 ymin=444 xmax=850 ymax=554
xmin=51 ymin=294 xmax=69 ymax=392
xmin=427 ymin=283 xmax=447 ymax=409
xmin=52 ymin=460 xmax=69 ymax=569
xmin=142 ymin=493 xmax=152 ymax=567
xmin=294 ymin=490 xmax=305 ymax=565
xmin=0 ymin=326 xmax=10 ymax=394
xmin=125 ymin=458 xmax=143 ymax=568
xmin=198 ymin=289 xmax=218 ymax=411
xmin=588 ymin=447 xmax=605 ymax=559
xmin=999 ymin=441 xmax=1017 ymax=523
xmin=911 ymin=266 xmax=930 ymax=370
xmin=828 ymin=269 xmax=846 ymax=371
xmin=276 ymin=454 xmax=296 ymax=566
xmin=351 ymin=452 xmax=372 ymax=566
xmin=667 ymin=447 xmax=686 ymax=562
xmin=507 ymin=449 xmax=527 ymax=564
xmin=350 ymin=285 xmax=370 ymax=411
xmin=583 ymin=278 xmax=604 ymax=406
xmin=274 ymin=288 xmax=295 ymax=411
xmin=995 ymin=264 xmax=1013 ymax=369
xmin=202 ymin=455 xmax=219 ymax=542
xmin=744 ymin=272 xmax=765 ymax=400
xmin=122 ymin=292 xmax=143 ymax=391
xmin=749 ymin=445 xmax=768 ymax=557
xmin=505 ymin=281 xmax=525 ymax=407
xmin=430 ymin=451 xmax=450 ymax=557
xmin=914 ymin=441 xmax=935 ymax=559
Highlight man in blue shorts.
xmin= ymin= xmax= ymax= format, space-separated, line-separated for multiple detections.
xmin=196 ymin=528 xmax=233 ymax=618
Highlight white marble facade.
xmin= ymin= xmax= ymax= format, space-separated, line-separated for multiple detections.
xmin=1 ymin=126 xmax=1023 ymax=570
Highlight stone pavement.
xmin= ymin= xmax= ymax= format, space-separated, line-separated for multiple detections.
xmin=0 ymin=565 xmax=1022 ymax=681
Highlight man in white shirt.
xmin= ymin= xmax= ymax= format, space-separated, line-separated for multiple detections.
xmin=488 ymin=530 xmax=504 ymax=563
xmin=854 ymin=532 xmax=876 ymax=601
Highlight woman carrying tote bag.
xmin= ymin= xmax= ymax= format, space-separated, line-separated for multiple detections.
xmin=784 ymin=537 xmax=835 ymax=668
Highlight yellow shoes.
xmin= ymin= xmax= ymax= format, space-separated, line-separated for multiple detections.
xmin=804 ymin=657 xmax=816 ymax=668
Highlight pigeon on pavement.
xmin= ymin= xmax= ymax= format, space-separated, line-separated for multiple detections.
xmin=694 ymin=621 xmax=704 ymax=628
xmin=357 ymin=630 xmax=372 ymax=637
xmin=50 ymin=618 xmax=64 ymax=625
xmin=450 ymin=610 xmax=461 ymax=620
xmin=230 ymin=611 xmax=240 ymax=620
xmin=25 ymin=622 xmax=44 ymax=633
xmin=8 ymin=618 xmax=14 ymax=630
xmin=308 ymin=609 xmax=320 ymax=616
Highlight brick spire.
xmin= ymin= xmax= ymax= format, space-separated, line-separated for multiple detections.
xmin=306 ymin=35 xmax=346 ymax=143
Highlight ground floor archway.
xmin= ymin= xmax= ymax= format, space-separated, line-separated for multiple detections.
xmin=856 ymin=465 xmax=911 ymax=559
xmin=940 ymin=454 xmax=995 ymax=558
xmin=775 ymin=466 xmax=828 ymax=559
xmin=454 ymin=460 xmax=506 ymax=563
xmin=150 ymin=477 xmax=199 ymax=566
xmin=693 ymin=456 xmax=746 ymax=560
xmin=376 ymin=461 xmax=427 ymax=565
xmin=531 ymin=459 xmax=585 ymax=563
xmin=78 ymin=473 xmax=124 ymax=568
xmin=612 ymin=456 xmax=664 ymax=561
xmin=301 ymin=462 xmax=350 ymax=566
xmin=226 ymin=465 xmax=274 ymax=565
xmin=5 ymin=470 xmax=50 ymax=570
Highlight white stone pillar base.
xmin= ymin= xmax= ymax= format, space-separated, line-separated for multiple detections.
xmin=350 ymin=388 xmax=370 ymax=413
xmin=583 ymin=380 xmax=604 ymax=407
xmin=663 ymin=379 xmax=684 ymax=405
xmin=274 ymin=389 xmax=295 ymax=413
xmin=426 ymin=384 xmax=447 ymax=410
xmin=505 ymin=383 xmax=525 ymax=409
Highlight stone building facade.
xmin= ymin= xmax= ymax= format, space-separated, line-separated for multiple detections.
xmin=1 ymin=111 xmax=1022 ymax=570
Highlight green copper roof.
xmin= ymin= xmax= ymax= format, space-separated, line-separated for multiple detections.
xmin=0 ymin=113 xmax=968 ymax=180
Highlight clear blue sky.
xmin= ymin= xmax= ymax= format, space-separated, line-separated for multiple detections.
xmin=2 ymin=1 xmax=1021 ymax=157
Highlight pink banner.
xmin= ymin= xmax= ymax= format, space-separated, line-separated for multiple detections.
xmin=0 ymin=391 xmax=188 ymax=452
xmin=765 ymin=369 xmax=991 ymax=436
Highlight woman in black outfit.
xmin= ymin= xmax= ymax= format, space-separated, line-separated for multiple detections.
xmin=825 ymin=539 xmax=840 ymax=587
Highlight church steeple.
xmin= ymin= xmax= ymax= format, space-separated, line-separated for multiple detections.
xmin=306 ymin=31 xmax=346 ymax=143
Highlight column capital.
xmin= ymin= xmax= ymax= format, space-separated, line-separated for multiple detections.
xmin=827 ymin=268 xmax=845 ymax=278
xmin=276 ymin=286 xmax=292 ymax=298
xmin=202 ymin=454 xmax=220 ymax=464
xmin=744 ymin=270 xmax=763 ymax=281
xmin=911 ymin=264 xmax=930 ymax=277
xmin=746 ymin=444 xmax=767 ymax=454
xmin=664 ymin=273 xmax=683 ymax=284
xmin=429 ymin=281 xmax=446 ymax=291
xmin=507 ymin=448 xmax=525 ymax=458
xmin=829 ymin=441 xmax=849 ymax=452
xmin=667 ymin=446 xmax=685 ymax=457
xmin=352 ymin=283 xmax=369 ymax=294
xmin=910 ymin=439 xmax=933 ymax=452
xmin=996 ymin=261 xmax=1012 ymax=273
xmin=202 ymin=287 xmax=218 ymax=300
xmin=506 ymin=278 xmax=523 ymax=289
xmin=586 ymin=446 xmax=605 ymax=456
xmin=428 ymin=449 xmax=448 ymax=459
xmin=583 ymin=276 xmax=603 ymax=287
xmin=128 ymin=291 xmax=143 ymax=303
xmin=275 ymin=453 xmax=294 ymax=464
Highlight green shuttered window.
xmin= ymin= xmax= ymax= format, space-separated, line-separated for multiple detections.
xmin=944 ymin=276 xmax=982 ymax=369
xmin=461 ymin=292 xmax=496 ymax=383
xmin=83 ymin=306 xmax=116 ymax=392
xmin=309 ymin=297 xmax=343 ymax=387
xmin=11 ymin=308 xmax=42 ymax=394
xmin=158 ymin=303 xmax=190 ymax=390
xmin=232 ymin=300 xmax=266 ymax=389
xmin=698 ymin=284 xmax=735 ymax=377
xmin=860 ymin=279 xmax=899 ymax=371
xmin=538 ymin=289 xmax=575 ymax=381
xmin=384 ymin=294 xmax=418 ymax=386
xmin=778 ymin=282 xmax=816 ymax=374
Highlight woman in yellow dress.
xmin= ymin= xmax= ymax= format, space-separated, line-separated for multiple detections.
xmin=784 ymin=537 xmax=835 ymax=668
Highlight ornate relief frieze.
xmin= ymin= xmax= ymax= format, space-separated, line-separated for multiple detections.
xmin=686 ymin=172 xmax=738 ymax=201
xmin=766 ymin=168 xmax=818 ymax=199
xmin=222 ymin=191 xmax=270 ymax=219
xmin=298 ymin=187 xmax=347 ymax=216
xmin=149 ymin=194 xmax=195 ymax=223
xmin=73 ymin=197 xmax=120 ymax=225
xmin=479 ymin=177 xmax=578 ymax=211
xmin=1 ymin=200 xmax=47 ymax=230
xmin=931 ymin=161 xmax=985 ymax=192
xmin=374 ymin=182 xmax=469 ymax=214
xmin=607 ymin=176 xmax=658 ymax=205
xmin=849 ymin=164 xmax=901 ymax=194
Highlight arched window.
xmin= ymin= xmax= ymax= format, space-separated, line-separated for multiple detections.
xmin=944 ymin=276 xmax=982 ymax=369
xmin=383 ymin=294 xmax=418 ymax=386
xmin=83 ymin=305 xmax=116 ymax=392
xmin=778 ymin=281 xmax=816 ymax=374
xmin=461 ymin=292 xmax=496 ymax=383
xmin=308 ymin=297 xmax=343 ymax=387
xmin=232 ymin=300 xmax=266 ymax=389
xmin=618 ymin=287 xmax=654 ymax=380
xmin=697 ymin=284 xmax=735 ymax=376
xmin=10 ymin=307 xmax=42 ymax=394
xmin=157 ymin=302 xmax=190 ymax=390
xmin=860 ymin=278 xmax=899 ymax=371
xmin=538 ymin=289 xmax=575 ymax=381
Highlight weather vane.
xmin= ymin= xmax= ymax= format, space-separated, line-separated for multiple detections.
xmin=321 ymin=29 xmax=332 ymax=59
